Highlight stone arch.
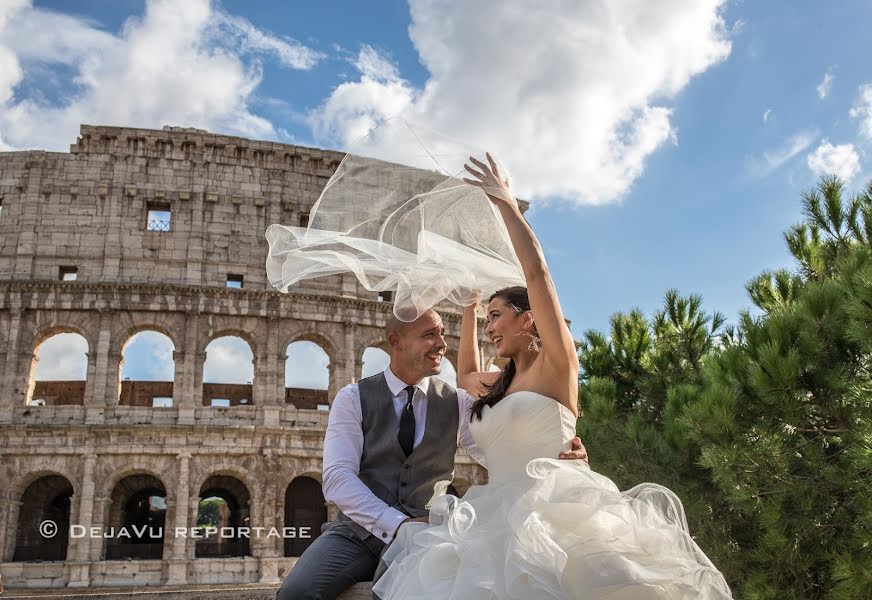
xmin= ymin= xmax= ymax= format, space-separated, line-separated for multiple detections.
xmin=354 ymin=332 xmax=388 ymax=366
xmin=10 ymin=466 xmax=82 ymax=501
xmin=26 ymin=326 xmax=92 ymax=406
xmin=12 ymin=473 xmax=75 ymax=562
xmin=114 ymin=320 xmax=181 ymax=354
xmin=283 ymin=476 xmax=327 ymax=557
xmin=201 ymin=327 xmax=260 ymax=358
xmin=202 ymin=333 xmax=255 ymax=407
xmin=284 ymin=337 xmax=332 ymax=410
xmin=195 ymin=473 xmax=252 ymax=558
xmin=27 ymin=319 xmax=96 ymax=355
xmin=282 ymin=331 xmax=340 ymax=366
xmin=117 ymin=327 xmax=177 ymax=407
xmin=96 ymin=459 xmax=174 ymax=503
xmin=105 ymin=473 xmax=168 ymax=560
xmin=191 ymin=463 xmax=259 ymax=501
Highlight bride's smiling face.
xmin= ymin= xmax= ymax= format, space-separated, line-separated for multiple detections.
xmin=485 ymin=296 xmax=532 ymax=358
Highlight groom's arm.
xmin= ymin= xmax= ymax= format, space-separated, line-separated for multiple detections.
xmin=322 ymin=385 xmax=409 ymax=542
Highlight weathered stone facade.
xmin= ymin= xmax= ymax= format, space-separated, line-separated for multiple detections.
xmin=0 ymin=125 xmax=489 ymax=590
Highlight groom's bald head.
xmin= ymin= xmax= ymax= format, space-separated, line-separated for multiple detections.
xmin=385 ymin=309 xmax=446 ymax=383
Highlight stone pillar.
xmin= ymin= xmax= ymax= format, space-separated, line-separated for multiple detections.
xmin=252 ymin=353 xmax=270 ymax=406
xmin=186 ymin=484 xmax=200 ymax=560
xmin=84 ymin=311 xmax=112 ymax=423
xmin=262 ymin=318 xmax=281 ymax=405
xmin=0 ymin=493 xmax=21 ymax=562
xmin=261 ymin=319 xmax=283 ymax=425
xmin=20 ymin=350 xmax=38 ymax=405
xmin=331 ymin=322 xmax=357 ymax=404
xmin=1 ymin=304 xmax=22 ymax=422
xmin=326 ymin=361 xmax=338 ymax=407
xmin=68 ymin=453 xmax=97 ymax=587
xmin=275 ymin=350 xmax=288 ymax=407
xmin=177 ymin=312 xmax=200 ymax=424
xmin=258 ymin=457 xmax=281 ymax=583
xmin=171 ymin=350 xmax=184 ymax=407
xmin=166 ymin=452 xmax=191 ymax=584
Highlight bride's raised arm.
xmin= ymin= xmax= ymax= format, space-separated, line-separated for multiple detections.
xmin=457 ymin=301 xmax=499 ymax=398
xmin=463 ymin=154 xmax=579 ymax=413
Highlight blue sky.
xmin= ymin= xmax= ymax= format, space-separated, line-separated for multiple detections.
xmin=5 ymin=1 xmax=872 ymax=383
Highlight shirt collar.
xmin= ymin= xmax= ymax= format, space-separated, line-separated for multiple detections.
xmin=384 ymin=364 xmax=430 ymax=398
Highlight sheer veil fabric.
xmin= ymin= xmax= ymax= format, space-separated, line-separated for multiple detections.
xmin=265 ymin=119 xmax=525 ymax=320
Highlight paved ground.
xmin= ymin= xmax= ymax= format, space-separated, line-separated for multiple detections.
xmin=0 ymin=582 xmax=372 ymax=600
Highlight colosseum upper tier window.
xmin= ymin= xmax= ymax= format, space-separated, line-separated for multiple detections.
xmin=146 ymin=202 xmax=172 ymax=232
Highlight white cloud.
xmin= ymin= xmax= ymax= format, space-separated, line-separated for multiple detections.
xmin=310 ymin=0 xmax=732 ymax=205
xmin=0 ymin=0 xmax=321 ymax=151
xmin=310 ymin=45 xmax=418 ymax=145
xmin=807 ymin=140 xmax=861 ymax=183
xmin=756 ymin=129 xmax=818 ymax=175
xmin=121 ymin=331 xmax=176 ymax=381
xmin=762 ymin=108 xmax=772 ymax=124
xmin=850 ymin=83 xmax=872 ymax=142
xmin=285 ymin=341 xmax=330 ymax=390
xmin=204 ymin=336 xmax=254 ymax=384
xmin=816 ymin=66 xmax=836 ymax=99
xmin=34 ymin=333 xmax=88 ymax=381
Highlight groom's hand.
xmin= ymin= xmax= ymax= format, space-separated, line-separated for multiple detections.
xmin=395 ymin=515 xmax=429 ymax=536
xmin=559 ymin=437 xmax=589 ymax=464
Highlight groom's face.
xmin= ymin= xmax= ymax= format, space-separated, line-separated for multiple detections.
xmin=389 ymin=310 xmax=447 ymax=381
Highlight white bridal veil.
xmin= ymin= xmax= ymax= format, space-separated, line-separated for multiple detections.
xmin=265 ymin=119 xmax=526 ymax=321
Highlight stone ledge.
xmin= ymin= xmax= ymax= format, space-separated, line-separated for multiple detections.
xmin=0 ymin=582 xmax=373 ymax=600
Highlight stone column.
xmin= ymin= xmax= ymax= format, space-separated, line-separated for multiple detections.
xmin=252 ymin=353 xmax=269 ymax=406
xmin=171 ymin=350 xmax=185 ymax=407
xmin=0 ymin=490 xmax=20 ymax=562
xmin=263 ymin=318 xmax=281 ymax=405
xmin=331 ymin=321 xmax=357 ymax=404
xmin=166 ymin=452 xmax=191 ymax=584
xmin=20 ymin=350 xmax=37 ymax=406
xmin=68 ymin=453 xmax=97 ymax=587
xmin=275 ymin=350 xmax=288 ymax=408
xmin=261 ymin=319 xmax=283 ymax=426
xmin=84 ymin=310 xmax=112 ymax=423
xmin=257 ymin=456 xmax=281 ymax=583
xmin=1 ymin=304 xmax=22 ymax=422
xmin=177 ymin=312 xmax=200 ymax=424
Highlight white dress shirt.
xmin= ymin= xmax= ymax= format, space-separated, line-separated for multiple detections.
xmin=322 ymin=365 xmax=486 ymax=543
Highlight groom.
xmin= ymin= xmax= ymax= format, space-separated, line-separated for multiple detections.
xmin=276 ymin=308 xmax=588 ymax=600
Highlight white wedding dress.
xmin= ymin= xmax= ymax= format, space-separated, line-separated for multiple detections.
xmin=372 ymin=391 xmax=733 ymax=599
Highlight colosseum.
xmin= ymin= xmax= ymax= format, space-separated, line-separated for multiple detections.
xmin=0 ymin=124 xmax=494 ymax=594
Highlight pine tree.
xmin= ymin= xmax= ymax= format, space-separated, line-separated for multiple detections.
xmin=578 ymin=177 xmax=872 ymax=598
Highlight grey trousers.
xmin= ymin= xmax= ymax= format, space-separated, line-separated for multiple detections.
xmin=275 ymin=522 xmax=385 ymax=600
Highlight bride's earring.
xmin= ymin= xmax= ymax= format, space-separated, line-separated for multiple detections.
xmin=515 ymin=329 xmax=542 ymax=353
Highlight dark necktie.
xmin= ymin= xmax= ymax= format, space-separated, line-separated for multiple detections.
xmin=398 ymin=385 xmax=416 ymax=457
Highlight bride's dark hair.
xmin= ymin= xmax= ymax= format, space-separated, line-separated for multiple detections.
xmin=470 ymin=286 xmax=536 ymax=421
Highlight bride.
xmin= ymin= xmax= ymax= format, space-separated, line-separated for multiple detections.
xmin=371 ymin=155 xmax=733 ymax=599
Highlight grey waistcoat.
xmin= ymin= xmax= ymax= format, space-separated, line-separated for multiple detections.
xmin=335 ymin=372 xmax=460 ymax=541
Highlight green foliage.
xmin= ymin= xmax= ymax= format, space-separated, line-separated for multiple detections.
xmin=578 ymin=177 xmax=872 ymax=599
